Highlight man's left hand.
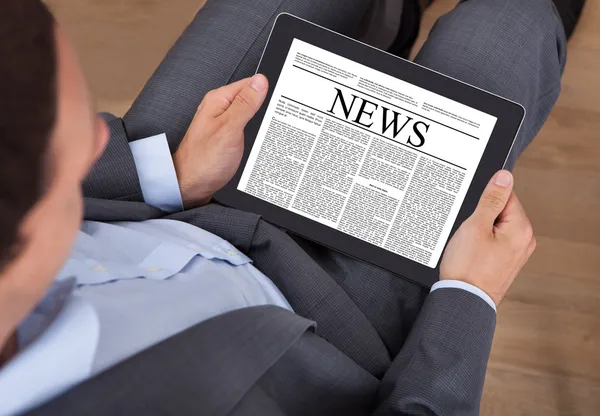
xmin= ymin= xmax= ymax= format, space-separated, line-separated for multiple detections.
xmin=173 ymin=74 xmax=269 ymax=209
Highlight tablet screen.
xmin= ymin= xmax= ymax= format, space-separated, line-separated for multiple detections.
xmin=238 ymin=39 xmax=497 ymax=268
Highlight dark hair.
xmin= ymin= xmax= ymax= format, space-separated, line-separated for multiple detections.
xmin=0 ymin=1 xmax=57 ymax=267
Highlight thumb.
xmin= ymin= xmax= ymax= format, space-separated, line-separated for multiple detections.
xmin=473 ymin=170 xmax=514 ymax=225
xmin=224 ymin=74 xmax=268 ymax=128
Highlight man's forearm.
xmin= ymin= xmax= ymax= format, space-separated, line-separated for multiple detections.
xmin=374 ymin=288 xmax=496 ymax=415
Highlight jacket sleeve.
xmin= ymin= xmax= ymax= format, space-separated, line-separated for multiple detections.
xmin=82 ymin=114 xmax=144 ymax=202
xmin=373 ymin=288 xmax=496 ymax=416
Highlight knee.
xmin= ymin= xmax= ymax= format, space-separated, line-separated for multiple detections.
xmin=421 ymin=0 xmax=567 ymax=77
xmin=415 ymin=0 xmax=566 ymax=113
xmin=457 ymin=0 xmax=565 ymax=42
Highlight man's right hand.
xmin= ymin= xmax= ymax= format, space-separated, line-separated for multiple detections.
xmin=173 ymin=75 xmax=269 ymax=209
xmin=440 ymin=170 xmax=537 ymax=306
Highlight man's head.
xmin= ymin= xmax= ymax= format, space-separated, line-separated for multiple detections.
xmin=0 ymin=1 xmax=108 ymax=348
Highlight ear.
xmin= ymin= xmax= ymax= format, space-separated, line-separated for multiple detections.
xmin=93 ymin=116 xmax=109 ymax=162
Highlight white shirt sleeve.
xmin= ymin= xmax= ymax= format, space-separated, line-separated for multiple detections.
xmin=129 ymin=133 xmax=184 ymax=213
xmin=430 ymin=280 xmax=497 ymax=312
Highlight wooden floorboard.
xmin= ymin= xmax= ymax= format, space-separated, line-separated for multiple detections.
xmin=49 ymin=0 xmax=600 ymax=414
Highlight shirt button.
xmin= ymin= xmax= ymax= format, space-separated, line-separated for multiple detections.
xmin=227 ymin=249 xmax=240 ymax=256
xmin=93 ymin=265 xmax=108 ymax=272
xmin=147 ymin=267 xmax=162 ymax=273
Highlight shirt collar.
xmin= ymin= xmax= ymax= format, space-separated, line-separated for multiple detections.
xmin=17 ymin=278 xmax=77 ymax=349
xmin=0 ymin=280 xmax=100 ymax=415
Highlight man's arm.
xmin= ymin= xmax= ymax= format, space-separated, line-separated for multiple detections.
xmin=83 ymin=75 xmax=268 ymax=210
xmin=374 ymin=289 xmax=495 ymax=415
xmin=82 ymin=115 xmax=144 ymax=202
xmin=374 ymin=171 xmax=536 ymax=415
xmin=82 ymin=115 xmax=184 ymax=211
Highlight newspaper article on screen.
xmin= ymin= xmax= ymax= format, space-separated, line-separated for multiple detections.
xmin=238 ymin=39 xmax=498 ymax=268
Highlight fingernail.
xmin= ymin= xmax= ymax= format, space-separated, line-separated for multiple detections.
xmin=250 ymin=74 xmax=267 ymax=92
xmin=495 ymin=171 xmax=513 ymax=188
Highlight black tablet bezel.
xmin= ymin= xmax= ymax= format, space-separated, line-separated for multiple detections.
xmin=215 ymin=13 xmax=525 ymax=287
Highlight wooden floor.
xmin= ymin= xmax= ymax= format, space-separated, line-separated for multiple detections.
xmin=49 ymin=0 xmax=600 ymax=414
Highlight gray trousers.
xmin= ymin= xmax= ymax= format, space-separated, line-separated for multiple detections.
xmin=123 ymin=0 xmax=566 ymax=168
xmin=91 ymin=0 xmax=566 ymax=373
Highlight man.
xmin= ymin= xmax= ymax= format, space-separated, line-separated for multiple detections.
xmin=0 ymin=0 xmax=582 ymax=414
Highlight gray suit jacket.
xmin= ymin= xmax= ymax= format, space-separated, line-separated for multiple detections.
xmin=24 ymin=0 xmax=569 ymax=409
xmin=25 ymin=113 xmax=496 ymax=416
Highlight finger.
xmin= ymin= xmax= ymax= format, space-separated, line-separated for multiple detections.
xmin=473 ymin=170 xmax=514 ymax=225
xmin=199 ymin=78 xmax=250 ymax=118
xmin=223 ymin=74 xmax=269 ymax=128
xmin=494 ymin=192 xmax=534 ymax=243
xmin=527 ymin=236 xmax=537 ymax=257
xmin=495 ymin=192 xmax=528 ymax=228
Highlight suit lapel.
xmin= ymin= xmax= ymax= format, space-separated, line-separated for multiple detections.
xmin=167 ymin=203 xmax=261 ymax=253
xmin=84 ymin=199 xmax=261 ymax=255
xmin=84 ymin=198 xmax=164 ymax=222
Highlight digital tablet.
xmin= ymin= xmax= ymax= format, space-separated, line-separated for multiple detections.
xmin=215 ymin=13 xmax=525 ymax=287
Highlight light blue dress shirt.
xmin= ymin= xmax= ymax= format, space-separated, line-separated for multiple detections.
xmin=0 ymin=133 xmax=493 ymax=415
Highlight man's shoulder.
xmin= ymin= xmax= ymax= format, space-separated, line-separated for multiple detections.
xmin=26 ymin=306 xmax=316 ymax=416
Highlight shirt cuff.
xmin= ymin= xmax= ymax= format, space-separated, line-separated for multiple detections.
xmin=129 ymin=133 xmax=184 ymax=213
xmin=430 ymin=280 xmax=497 ymax=313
